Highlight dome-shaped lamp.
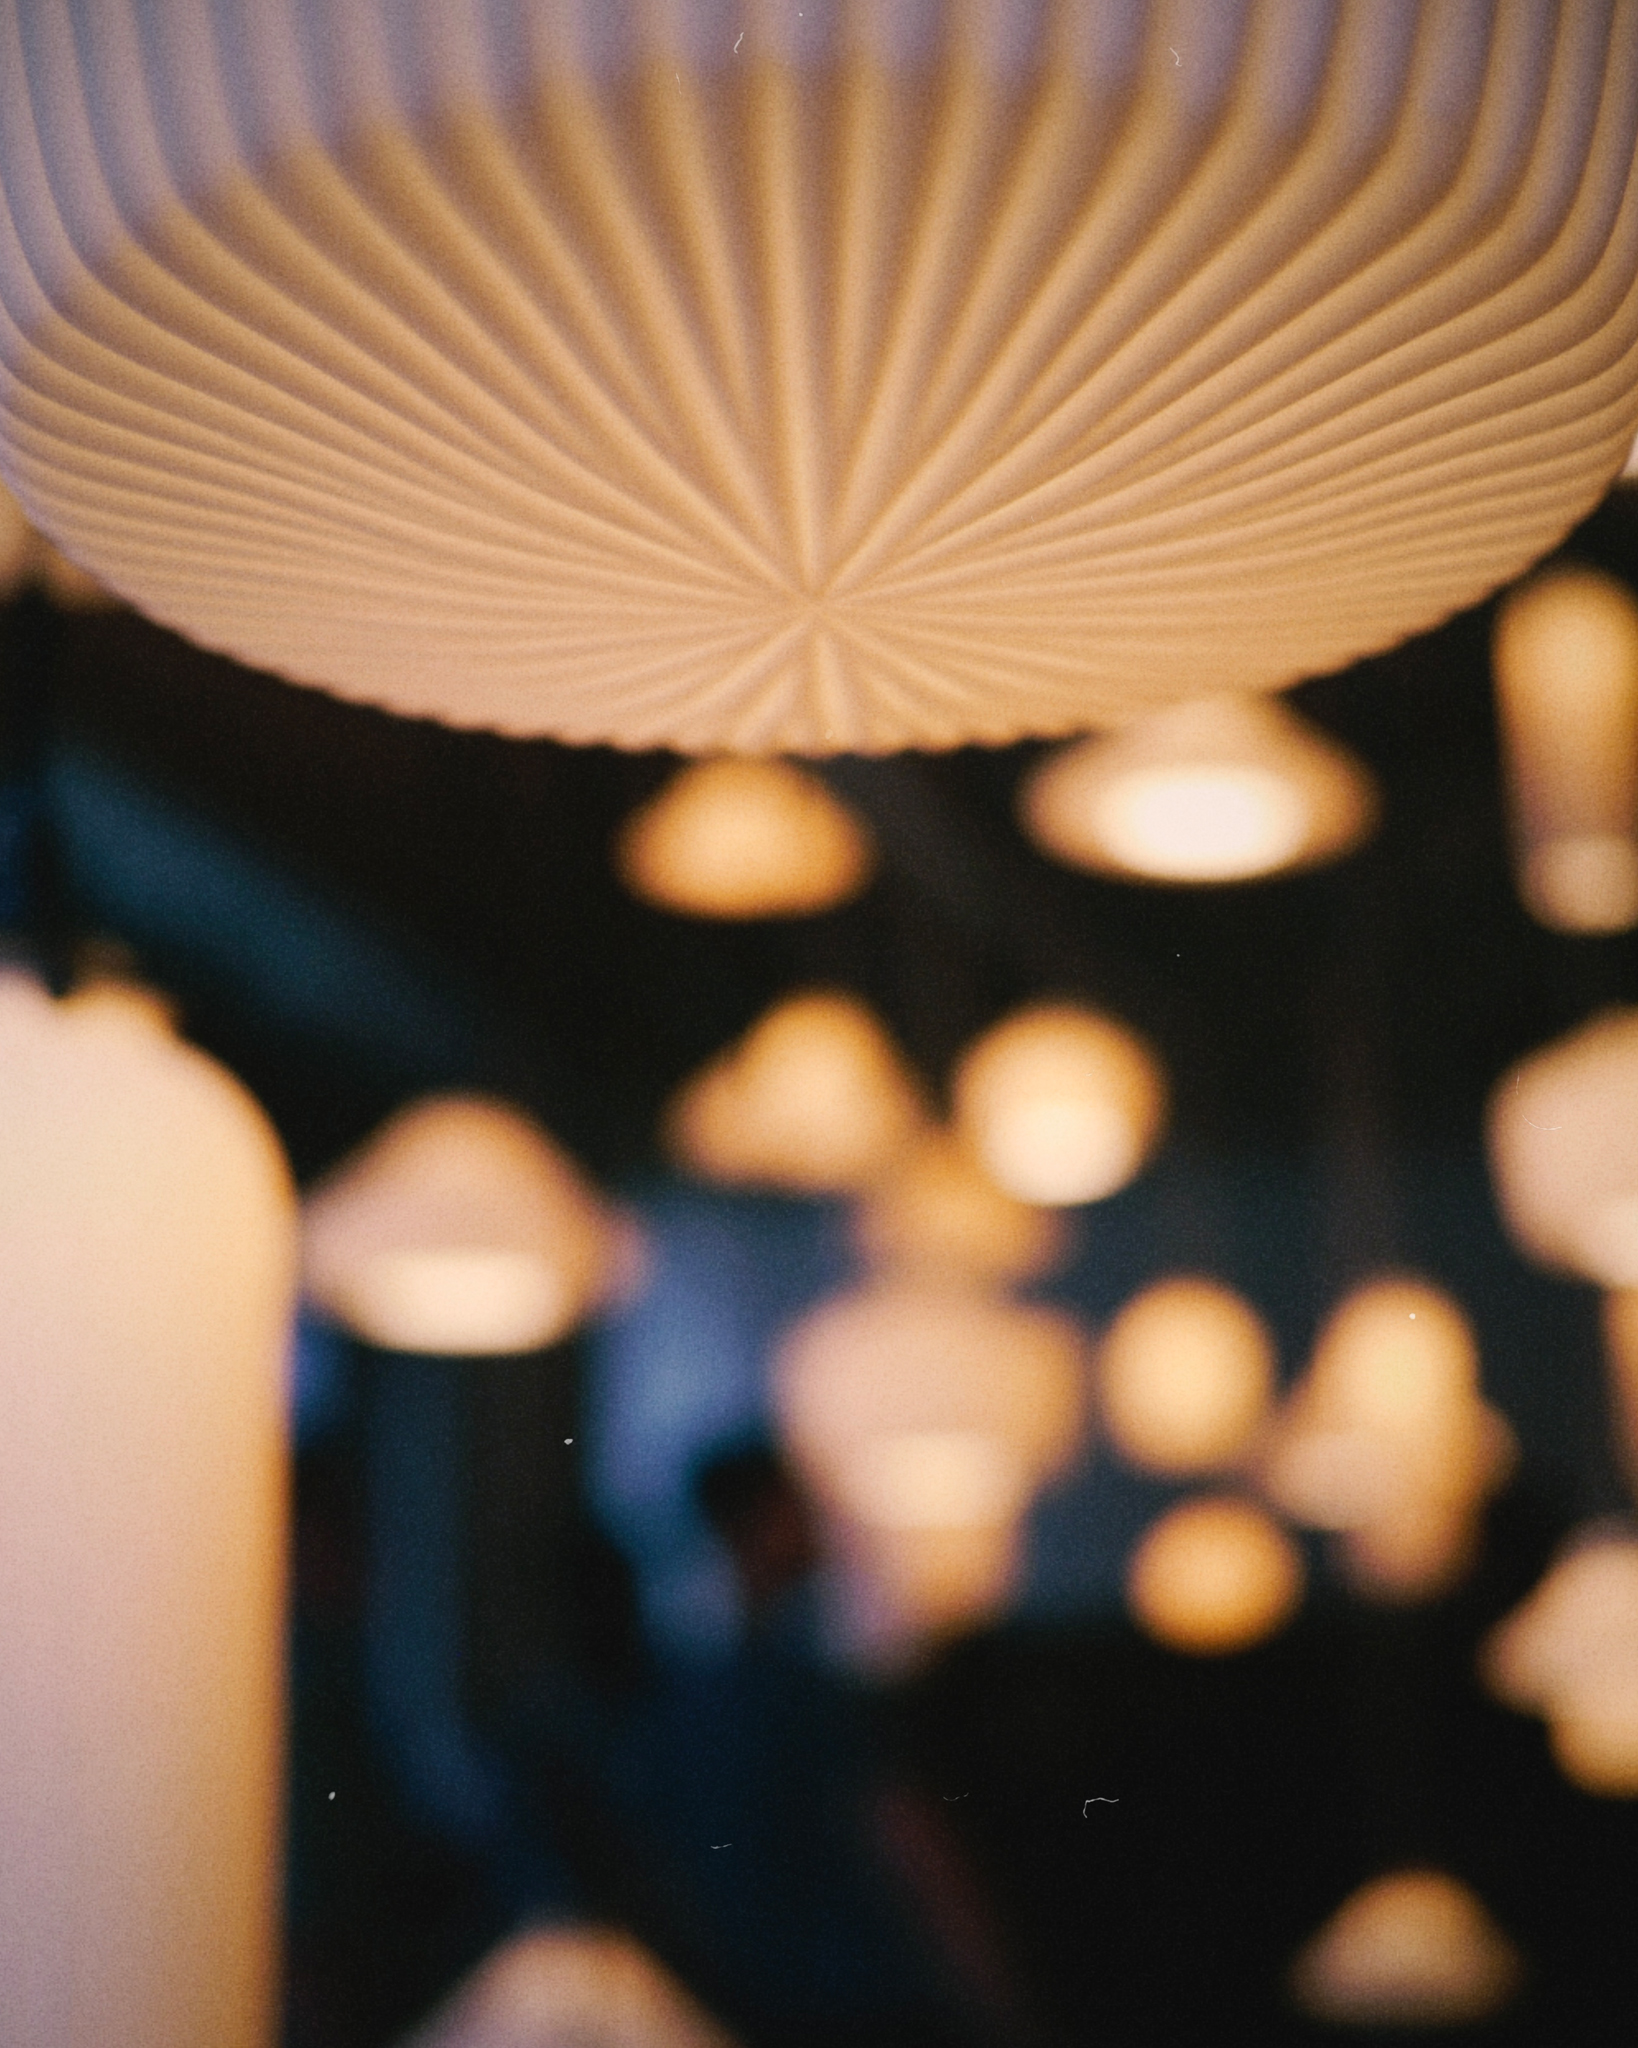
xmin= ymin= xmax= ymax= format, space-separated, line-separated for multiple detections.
xmin=1262 ymin=1277 xmax=1514 ymax=1602
xmin=668 ymin=991 xmax=925 ymax=1195
xmin=1 ymin=5 xmax=1634 ymax=751
xmin=0 ymin=973 xmax=296 ymax=2048
xmin=1020 ymin=696 xmax=1376 ymax=884
xmin=303 ymin=1094 xmax=616 ymax=1356
xmin=850 ymin=1128 xmax=1069 ymax=1287
xmin=1289 ymin=1870 xmax=1521 ymax=2028
xmin=1483 ymin=1528 xmax=1638 ymax=1797
xmin=952 ymin=1002 xmax=1165 ymax=1208
xmin=1492 ymin=566 xmax=1638 ymax=933
xmin=1098 ymin=1275 xmax=1277 ymax=1476
xmin=1125 ymin=1494 xmax=1303 ymax=1655
xmin=616 ymin=758 xmax=873 ymax=919
xmin=774 ymin=1279 xmax=1088 ymax=1654
xmin=1488 ymin=1009 xmax=1638 ymax=1286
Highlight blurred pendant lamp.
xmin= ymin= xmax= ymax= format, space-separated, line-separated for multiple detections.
xmin=1020 ymin=696 xmax=1376 ymax=884
xmin=952 ymin=1001 xmax=1165 ymax=1207
xmin=1289 ymin=1870 xmax=1521 ymax=2028
xmin=1125 ymin=1495 xmax=1303 ymax=1656
xmin=774 ymin=1278 xmax=1088 ymax=1660
xmin=1098 ymin=1275 xmax=1277 ymax=1476
xmin=667 ymin=991 xmax=925 ymax=1195
xmin=402 ymin=1926 xmax=737 ymax=2048
xmin=1 ymin=5 xmax=1635 ymax=753
xmin=1483 ymin=1526 xmax=1638 ymax=1797
xmin=1262 ymin=1277 xmax=1514 ymax=1602
xmin=851 ymin=1128 xmax=1069 ymax=1288
xmin=1488 ymin=1009 xmax=1638 ymax=1286
xmin=303 ymin=1094 xmax=616 ymax=1356
xmin=0 ymin=971 xmax=297 ymax=2048
xmin=616 ymin=758 xmax=873 ymax=918
xmin=1492 ymin=565 xmax=1638 ymax=933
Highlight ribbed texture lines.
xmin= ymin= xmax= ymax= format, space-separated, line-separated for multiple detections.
xmin=1 ymin=1 xmax=1635 ymax=750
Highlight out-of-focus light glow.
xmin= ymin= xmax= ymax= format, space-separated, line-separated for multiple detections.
xmin=851 ymin=1129 xmax=1068 ymax=1287
xmin=1493 ymin=566 xmax=1638 ymax=934
xmin=1098 ymin=1276 xmax=1276 ymax=1477
xmin=668 ymin=992 xmax=925 ymax=1195
xmin=1601 ymin=1290 xmax=1638 ymax=1500
xmin=401 ymin=1924 xmax=736 ymax=2048
xmin=1262 ymin=1276 xmax=1512 ymax=1602
xmin=1021 ymin=697 xmax=1374 ymax=885
xmin=303 ymin=1095 xmax=614 ymax=1356
xmin=0 ymin=972 xmax=296 ymax=2048
xmin=952 ymin=1003 xmax=1165 ymax=1207
xmin=775 ymin=1279 xmax=1088 ymax=1655
xmin=1289 ymin=1870 xmax=1521 ymax=2028
xmin=1483 ymin=1530 xmax=1638 ymax=1797
xmin=1125 ymin=1496 xmax=1302 ymax=1656
xmin=1488 ymin=1010 xmax=1638 ymax=1285
xmin=616 ymin=759 xmax=873 ymax=920
xmin=833 ymin=1431 xmax=1029 ymax=1533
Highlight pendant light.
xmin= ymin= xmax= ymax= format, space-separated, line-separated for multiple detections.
xmin=1098 ymin=1275 xmax=1277 ymax=1476
xmin=616 ymin=757 xmax=873 ymax=919
xmin=402 ymin=1926 xmax=735 ymax=2048
xmin=1492 ymin=565 xmax=1638 ymax=933
xmin=1262 ymin=1276 xmax=1514 ymax=1602
xmin=952 ymin=1001 xmax=1165 ymax=1207
xmin=0 ymin=973 xmax=296 ymax=2048
xmin=1483 ymin=1527 xmax=1638 ymax=1797
xmin=1 ymin=5 xmax=1634 ymax=751
xmin=1020 ymin=696 xmax=1376 ymax=884
xmin=1488 ymin=1009 xmax=1638 ymax=1286
xmin=850 ymin=1127 xmax=1069 ymax=1287
xmin=774 ymin=1278 xmax=1088 ymax=1651
xmin=1125 ymin=1494 xmax=1303 ymax=1655
xmin=1289 ymin=1870 xmax=1521 ymax=2028
xmin=303 ymin=1094 xmax=616 ymax=1356
xmin=667 ymin=990 xmax=925 ymax=1195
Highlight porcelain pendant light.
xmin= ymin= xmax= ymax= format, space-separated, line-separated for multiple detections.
xmin=1289 ymin=1871 xmax=1521 ymax=2028
xmin=1 ymin=3 xmax=1634 ymax=752
xmin=0 ymin=974 xmax=296 ymax=2048
xmin=1488 ymin=1009 xmax=1638 ymax=1286
xmin=1492 ymin=566 xmax=1638 ymax=933
xmin=303 ymin=1094 xmax=616 ymax=1355
xmin=1020 ymin=695 xmax=1377 ymax=883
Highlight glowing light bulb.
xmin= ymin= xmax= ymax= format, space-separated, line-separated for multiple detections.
xmin=851 ymin=1129 xmax=1068 ymax=1286
xmin=617 ymin=758 xmax=872 ymax=919
xmin=1125 ymin=1496 xmax=1302 ymax=1656
xmin=1493 ymin=566 xmax=1638 ymax=933
xmin=952 ymin=1003 xmax=1165 ymax=1208
xmin=1021 ymin=696 xmax=1375 ymax=885
xmin=1099 ymin=1276 xmax=1276 ymax=1476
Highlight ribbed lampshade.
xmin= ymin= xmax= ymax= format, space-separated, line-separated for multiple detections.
xmin=1 ymin=3 xmax=1634 ymax=751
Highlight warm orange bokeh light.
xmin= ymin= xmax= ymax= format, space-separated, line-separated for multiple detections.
xmin=1125 ymin=1496 xmax=1302 ymax=1656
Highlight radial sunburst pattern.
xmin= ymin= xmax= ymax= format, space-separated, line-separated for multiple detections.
xmin=1 ymin=1 xmax=1635 ymax=750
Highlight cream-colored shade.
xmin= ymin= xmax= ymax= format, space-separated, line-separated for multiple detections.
xmin=952 ymin=1002 xmax=1165 ymax=1207
xmin=668 ymin=991 xmax=925 ymax=1194
xmin=1493 ymin=566 xmax=1638 ymax=933
xmin=303 ymin=1094 xmax=614 ymax=1354
xmin=616 ymin=758 xmax=872 ymax=919
xmin=775 ymin=1278 xmax=1087 ymax=1647
xmin=0 ymin=480 xmax=114 ymax=607
xmin=1261 ymin=1276 xmax=1512 ymax=1601
xmin=0 ymin=973 xmax=296 ymax=2048
xmin=1483 ymin=1529 xmax=1638 ymax=1796
xmin=2 ymin=5 xmax=1635 ymax=752
xmin=1125 ymin=1495 xmax=1302 ymax=1655
xmin=1289 ymin=1870 xmax=1521 ymax=2028
xmin=1488 ymin=1009 xmax=1638 ymax=1285
xmin=850 ymin=1127 xmax=1069 ymax=1286
xmin=1098 ymin=1275 xmax=1277 ymax=1475
xmin=1021 ymin=696 xmax=1376 ymax=884
xmin=400 ymin=1926 xmax=737 ymax=2048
